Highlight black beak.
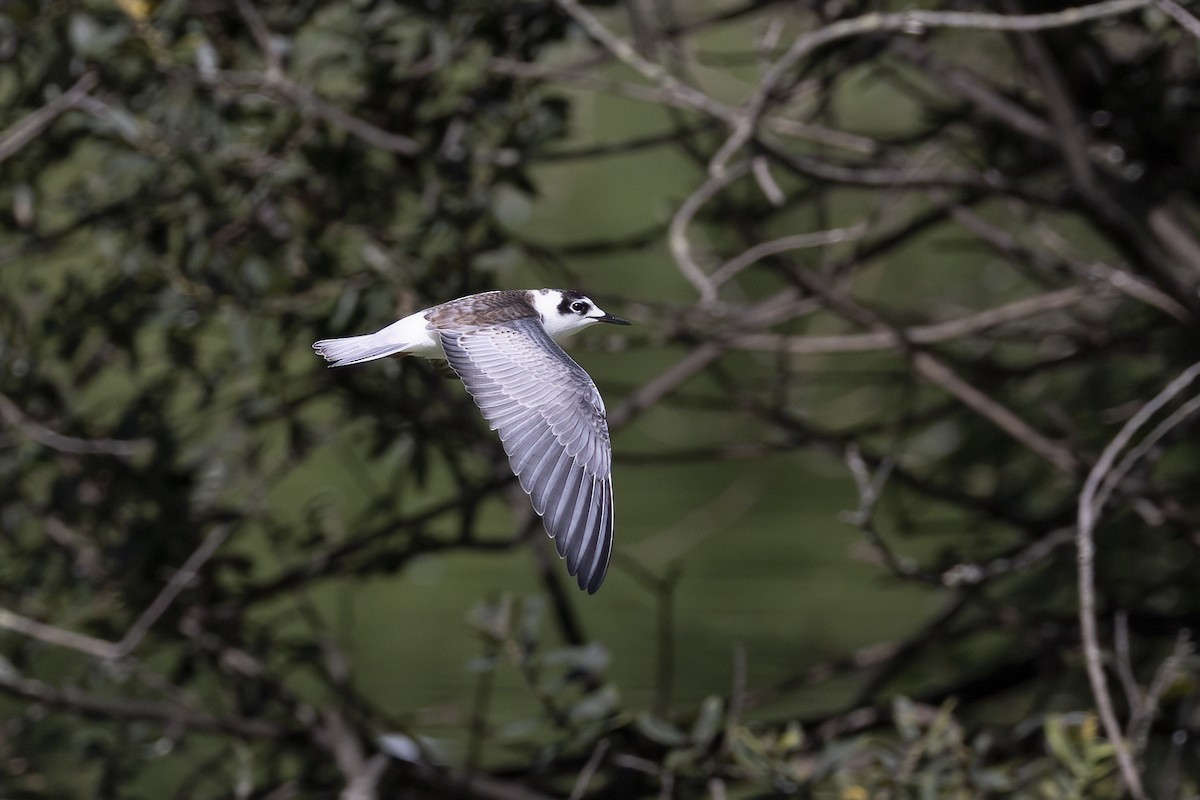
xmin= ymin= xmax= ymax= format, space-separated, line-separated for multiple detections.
xmin=592 ymin=313 xmax=632 ymax=326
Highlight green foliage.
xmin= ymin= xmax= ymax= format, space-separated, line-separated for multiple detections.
xmin=1042 ymin=713 xmax=1118 ymax=800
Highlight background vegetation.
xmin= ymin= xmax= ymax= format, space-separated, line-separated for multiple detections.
xmin=3 ymin=0 xmax=1200 ymax=797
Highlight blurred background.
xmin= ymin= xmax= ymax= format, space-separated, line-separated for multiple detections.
xmin=3 ymin=0 xmax=1200 ymax=797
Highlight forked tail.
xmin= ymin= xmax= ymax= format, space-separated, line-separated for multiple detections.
xmin=312 ymin=333 xmax=409 ymax=367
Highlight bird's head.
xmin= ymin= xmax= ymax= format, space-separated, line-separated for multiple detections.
xmin=534 ymin=289 xmax=631 ymax=339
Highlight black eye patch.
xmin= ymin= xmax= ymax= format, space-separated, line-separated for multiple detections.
xmin=558 ymin=291 xmax=587 ymax=315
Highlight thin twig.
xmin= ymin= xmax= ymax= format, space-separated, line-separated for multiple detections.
xmin=843 ymin=447 xmax=927 ymax=579
xmin=0 ymin=669 xmax=281 ymax=738
xmin=940 ymin=197 xmax=1191 ymax=323
xmin=1112 ymin=612 xmax=1144 ymax=726
xmin=312 ymin=707 xmax=388 ymax=800
xmin=552 ymin=0 xmax=734 ymax=123
xmin=708 ymin=0 xmax=1154 ymax=175
xmin=1129 ymin=632 xmax=1193 ymax=754
xmin=1076 ymin=359 xmax=1200 ymax=800
xmin=114 ymin=525 xmax=233 ymax=659
xmin=842 ymin=445 xmax=893 ymax=528
xmin=233 ymin=0 xmax=283 ymax=78
xmin=749 ymin=155 xmax=785 ymax=207
xmin=568 ymin=738 xmax=610 ymax=800
xmin=940 ymin=528 xmax=1075 ymax=587
xmin=710 ymin=223 xmax=866 ymax=286
xmin=0 ymin=525 xmax=232 ymax=661
xmin=0 ymin=71 xmax=98 ymax=164
xmin=1094 ymin=393 xmax=1200 ymax=517
xmin=669 ymin=161 xmax=751 ymax=303
xmin=0 ymin=390 xmax=152 ymax=457
xmin=0 ymin=606 xmax=120 ymax=659
xmin=610 ymin=342 xmax=724 ymax=429
xmin=912 ymin=351 xmax=1079 ymax=474
xmin=492 ymin=51 xmax=876 ymax=153
xmin=729 ymin=287 xmax=1092 ymax=354
xmin=230 ymin=0 xmax=412 ymax=162
xmin=1156 ymin=0 xmax=1200 ymax=39
xmin=213 ymin=71 xmax=420 ymax=156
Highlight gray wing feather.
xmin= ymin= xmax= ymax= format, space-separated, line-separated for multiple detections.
xmin=439 ymin=317 xmax=614 ymax=593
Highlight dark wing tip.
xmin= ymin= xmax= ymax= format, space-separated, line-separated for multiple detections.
xmin=569 ymin=548 xmax=606 ymax=594
xmin=566 ymin=480 xmax=612 ymax=594
xmin=584 ymin=563 xmax=608 ymax=594
xmin=554 ymin=524 xmax=611 ymax=594
xmin=570 ymin=557 xmax=608 ymax=594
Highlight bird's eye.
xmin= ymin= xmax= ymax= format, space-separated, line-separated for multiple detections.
xmin=570 ymin=301 xmax=589 ymax=314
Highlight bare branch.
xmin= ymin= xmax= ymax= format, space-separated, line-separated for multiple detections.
xmin=749 ymin=155 xmax=785 ymax=207
xmin=729 ymin=287 xmax=1092 ymax=354
xmin=1129 ymin=632 xmax=1193 ymax=754
xmin=0 ymin=525 xmax=231 ymax=661
xmin=210 ymin=69 xmax=420 ymax=156
xmin=711 ymin=222 xmax=865 ymax=287
xmin=610 ymin=342 xmax=723 ymax=429
xmin=233 ymin=0 xmax=283 ymax=78
xmin=842 ymin=445 xmax=893 ymax=529
xmin=1076 ymin=359 xmax=1200 ymax=800
xmin=708 ymin=0 xmax=1154 ymax=175
xmin=0 ymin=606 xmax=120 ymax=660
xmin=270 ymin=79 xmax=421 ymax=156
xmin=941 ymin=528 xmax=1075 ymax=588
xmin=312 ymin=707 xmax=388 ymax=800
xmin=568 ymin=738 xmax=610 ymax=800
xmin=941 ymin=198 xmax=1192 ymax=322
xmin=1156 ymin=0 xmax=1200 ymax=39
xmin=669 ymin=161 xmax=752 ymax=303
xmin=552 ymin=0 xmax=734 ymax=123
xmin=0 ymin=669 xmax=282 ymax=738
xmin=0 ymin=71 xmax=98 ymax=164
xmin=913 ymin=351 xmax=1079 ymax=474
xmin=486 ymin=59 xmax=877 ymax=155
xmin=114 ymin=525 xmax=233 ymax=659
xmin=0 ymin=390 xmax=151 ymax=457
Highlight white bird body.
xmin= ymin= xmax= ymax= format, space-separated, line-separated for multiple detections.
xmin=312 ymin=289 xmax=630 ymax=593
xmin=310 ymin=290 xmax=604 ymax=366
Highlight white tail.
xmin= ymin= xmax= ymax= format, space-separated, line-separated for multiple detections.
xmin=312 ymin=311 xmax=440 ymax=367
xmin=312 ymin=333 xmax=410 ymax=367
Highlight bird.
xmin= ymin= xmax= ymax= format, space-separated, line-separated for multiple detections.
xmin=312 ymin=289 xmax=631 ymax=593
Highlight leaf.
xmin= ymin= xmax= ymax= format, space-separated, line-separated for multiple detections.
xmin=465 ymin=655 xmax=500 ymax=673
xmin=727 ymin=726 xmax=772 ymax=778
xmin=568 ymin=685 xmax=619 ymax=724
xmin=516 ymin=595 xmax=545 ymax=645
xmin=1044 ymin=715 xmax=1087 ymax=777
xmin=635 ymin=712 xmax=690 ymax=748
xmin=777 ymin=720 xmax=804 ymax=753
xmin=0 ymin=656 xmax=20 ymax=681
xmin=690 ymin=695 xmax=723 ymax=749
xmin=68 ymin=12 xmax=128 ymax=57
xmin=893 ymin=695 xmax=922 ymax=742
xmin=378 ymin=732 xmax=451 ymax=765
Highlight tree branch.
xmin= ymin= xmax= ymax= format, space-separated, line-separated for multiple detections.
xmin=1076 ymin=359 xmax=1200 ymax=800
xmin=0 ymin=71 xmax=98 ymax=164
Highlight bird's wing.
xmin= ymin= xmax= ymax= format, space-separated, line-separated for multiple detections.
xmin=438 ymin=317 xmax=614 ymax=593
